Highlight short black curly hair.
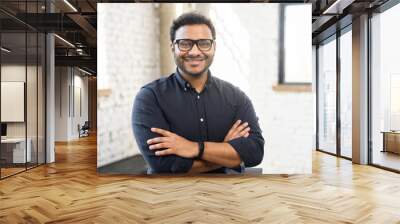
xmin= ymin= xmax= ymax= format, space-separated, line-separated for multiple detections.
xmin=170 ymin=11 xmax=216 ymax=42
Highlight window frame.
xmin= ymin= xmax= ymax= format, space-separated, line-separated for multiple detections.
xmin=315 ymin=22 xmax=353 ymax=161
xmin=278 ymin=4 xmax=312 ymax=86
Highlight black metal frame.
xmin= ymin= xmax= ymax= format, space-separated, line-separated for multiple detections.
xmin=315 ymin=21 xmax=352 ymax=162
xmin=336 ymin=26 xmax=341 ymax=158
xmin=315 ymin=44 xmax=319 ymax=150
xmin=0 ymin=21 xmax=2 ymax=179
xmin=367 ymin=10 xmax=373 ymax=166
xmin=0 ymin=0 xmax=47 ymax=180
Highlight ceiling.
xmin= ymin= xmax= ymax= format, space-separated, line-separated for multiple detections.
xmin=1 ymin=0 xmax=395 ymax=74
xmin=309 ymin=0 xmax=390 ymax=44
xmin=0 ymin=0 xmax=97 ymax=74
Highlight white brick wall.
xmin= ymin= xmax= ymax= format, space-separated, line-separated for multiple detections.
xmin=97 ymin=4 xmax=160 ymax=167
xmin=209 ymin=4 xmax=313 ymax=173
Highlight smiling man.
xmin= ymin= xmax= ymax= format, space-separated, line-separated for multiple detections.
xmin=132 ymin=12 xmax=264 ymax=174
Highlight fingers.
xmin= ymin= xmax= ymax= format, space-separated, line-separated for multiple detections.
xmin=228 ymin=120 xmax=242 ymax=135
xmin=224 ymin=120 xmax=252 ymax=142
xmin=154 ymin=148 xmax=173 ymax=156
xmin=231 ymin=119 xmax=241 ymax=130
xmin=238 ymin=122 xmax=249 ymax=131
xmin=147 ymin=137 xmax=169 ymax=145
xmin=225 ymin=120 xmax=241 ymax=139
xmin=238 ymin=127 xmax=251 ymax=137
xmin=151 ymin=127 xmax=173 ymax=137
xmin=149 ymin=142 xmax=170 ymax=150
xmin=232 ymin=121 xmax=249 ymax=136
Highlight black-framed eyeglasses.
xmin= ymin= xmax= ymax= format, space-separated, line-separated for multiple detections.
xmin=174 ymin=39 xmax=214 ymax=52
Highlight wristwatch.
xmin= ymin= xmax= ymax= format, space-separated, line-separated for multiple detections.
xmin=194 ymin=142 xmax=205 ymax=160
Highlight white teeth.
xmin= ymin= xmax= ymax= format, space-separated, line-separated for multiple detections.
xmin=184 ymin=58 xmax=204 ymax=61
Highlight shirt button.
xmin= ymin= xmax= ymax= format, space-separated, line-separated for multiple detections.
xmin=200 ymin=118 xmax=204 ymax=122
xmin=197 ymin=95 xmax=200 ymax=99
xmin=184 ymin=88 xmax=187 ymax=91
xmin=186 ymin=83 xmax=190 ymax=87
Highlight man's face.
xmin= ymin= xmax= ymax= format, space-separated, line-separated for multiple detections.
xmin=172 ymin=24 xmax=215 ymax=78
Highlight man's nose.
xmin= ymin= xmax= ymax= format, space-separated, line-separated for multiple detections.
xmin=188 ymin=43 xmax=202 ymax=55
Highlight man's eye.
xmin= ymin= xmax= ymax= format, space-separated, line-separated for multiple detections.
xmin=179 ymin=41 xmax=192 ymax=48
xmin=198 ymin=41 xmax=211 ymax=48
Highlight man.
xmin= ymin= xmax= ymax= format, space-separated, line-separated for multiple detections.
xmin=132 ymin=12 xmax=264 ymax=174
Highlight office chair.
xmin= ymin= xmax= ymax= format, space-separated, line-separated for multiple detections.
xmin=79 ymin=121 xmax=90 ymax=138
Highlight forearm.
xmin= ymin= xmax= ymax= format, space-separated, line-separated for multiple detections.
xmin=201 ymin=142 xmax=242 ymax=168
xmin=187 ymin=160 xmax=222 ymax=174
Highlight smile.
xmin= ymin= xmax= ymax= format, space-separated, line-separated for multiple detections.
xmin=183 ymin=58 xmax=205 ymax=62
xmin=184 ymin=58 xmax=205 ymax=67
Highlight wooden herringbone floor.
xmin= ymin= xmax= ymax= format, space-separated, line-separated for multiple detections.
xmin=1 ymin=134 xmax=400 ymax=224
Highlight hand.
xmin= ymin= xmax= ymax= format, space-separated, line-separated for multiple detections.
xmin=147 ymin=128 xmax=198 ymax=158
xmin=224 ymin=120 xmax=250 ymax=142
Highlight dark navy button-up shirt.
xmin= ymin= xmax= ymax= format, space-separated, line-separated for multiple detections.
xmin=132 ymin=69 xmax=264 ymax=174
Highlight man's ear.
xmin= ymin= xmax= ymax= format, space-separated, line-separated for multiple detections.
xmin=170 ymin=42 xmax=174 ymax=52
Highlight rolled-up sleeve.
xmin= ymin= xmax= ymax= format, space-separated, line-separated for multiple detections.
xmin=132 ymin=87 xmax=193 ymax=173
xmin=227 ymin=91 xmax=264 ymax=167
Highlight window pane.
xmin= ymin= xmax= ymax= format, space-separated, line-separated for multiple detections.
xmin=340 ymin=29 xmax=352 ymax=158
xmin=1 ymin=31 xmax=28 ymax=177
xmin=318 ymin=37 xmax=337 ymax=154
xmin=284 ymin=5 xmax=312 ymax=83
xmin=371 ymin=3 xmax=400 ymax=171
xmin=0 ymin=1 xmax=46 ymax=178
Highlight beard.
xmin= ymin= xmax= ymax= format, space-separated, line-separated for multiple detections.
xmin=175 ymin=54 xmax=214 ymax=78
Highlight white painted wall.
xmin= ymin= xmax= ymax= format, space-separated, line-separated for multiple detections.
xmin=209 ymin=4 xmax=313 ymax=174
xmin=54 ymin=67 xmax=89 ymax=141
xmin=1 ymin=65 xmax=42 ymax=138
xmin=55 ymin=66 xmax=68 ymax=141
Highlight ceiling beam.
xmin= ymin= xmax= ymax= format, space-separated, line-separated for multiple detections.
xmin=55 ymin=55 xmax=96 ymax=69
xmin=67 ymin=13 xmax=97 ymax=39
xmin=322 ymin=0 xmax=356 ymax=14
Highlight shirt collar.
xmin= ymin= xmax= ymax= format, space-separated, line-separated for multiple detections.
xmin=174 ymin=68 xmax=214 ymax=91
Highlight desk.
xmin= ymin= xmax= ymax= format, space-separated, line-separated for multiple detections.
xmin=1 ymin=138 xmax=31 ymax=163
xmin=381 ymin=131 xmax=400 ymax=154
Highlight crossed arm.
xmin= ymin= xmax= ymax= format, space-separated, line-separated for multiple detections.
xmin=147 ymin=120 xmax=250 ymax=173
xmin=132 ymin=87 xmax=264 ymax=174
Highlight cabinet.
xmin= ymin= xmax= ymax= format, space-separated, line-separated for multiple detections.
xmin=382 ymin=131 xmax=400 ymax=154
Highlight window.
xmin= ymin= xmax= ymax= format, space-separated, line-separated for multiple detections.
xmin=339 ymin=27 xmax=352 ymax=158
xmin=279 ymin=4 xmax=312 ymax=84
xmin=317 ymin=35 xmax=337 ymax=154
xmin=0 ymin=1 xmax=46 ymax=179
xmin=371 ymin=2 xmax=400 ymax=171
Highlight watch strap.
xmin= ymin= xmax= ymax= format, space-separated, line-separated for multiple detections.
xmin=194 ymin=142 xmax=205 ymax=160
